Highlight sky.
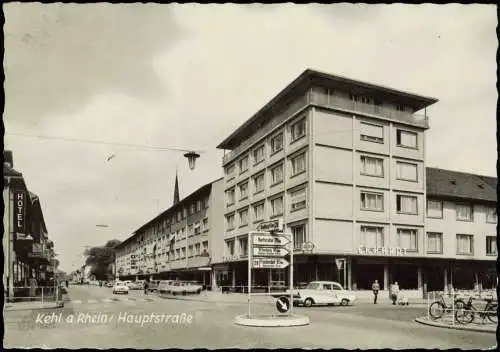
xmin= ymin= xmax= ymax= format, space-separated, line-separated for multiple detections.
xmin=3 ymin=3 xmax=497 ymax=273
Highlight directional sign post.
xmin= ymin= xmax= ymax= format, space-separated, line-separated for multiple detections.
xmin=276 ymin=296 xmax=290 ymax=314
xmin=247 ymin=230 xmax=294 ymax=317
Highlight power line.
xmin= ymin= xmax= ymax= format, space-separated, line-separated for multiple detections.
xmin=5 ymin=132 xmax=204 ymax=153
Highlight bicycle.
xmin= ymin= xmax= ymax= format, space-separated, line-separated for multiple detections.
xmin=428 ymin=293 xmax=467 ymax=320
xmin=454 ymin=296 xmax=497 ymax=325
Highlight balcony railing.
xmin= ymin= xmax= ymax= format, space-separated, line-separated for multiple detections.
xmin=311 ymin=90 xmax=429 ymax=128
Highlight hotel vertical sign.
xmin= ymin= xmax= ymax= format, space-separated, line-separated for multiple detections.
xmin=13 ymin=190 xmax=26 ymax=235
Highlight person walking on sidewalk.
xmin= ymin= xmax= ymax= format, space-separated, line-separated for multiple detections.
xmin=372 ymin=280 xmax=380 ymax=304
xmin=389 ymin=281 xmax=400 ymax=305
xmin=143 ymin=280 xmax=149 ymax=295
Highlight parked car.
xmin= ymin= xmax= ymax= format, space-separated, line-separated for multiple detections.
xmin=148 ymin=280 xmax=161 ymax=292
xmin=106 ymin=281 xmax=114 ymax=288
xmin=293 ymin=281 xmax=356 ymax=307
xmin=127 ymin=281 xmax=144 ymax=290
xmin=157 ymin=280 xmax=174 ymax=294
xmin=183 ymin=281 xmax=203 ymax=295
xmin=170 ymin=281 xmax=188 ymax=295
xmin=112 ymin=281 xmax=129 ymax=294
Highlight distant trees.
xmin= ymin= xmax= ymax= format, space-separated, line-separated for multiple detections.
xmin=84 ymin=239 xmax=122 ymax=280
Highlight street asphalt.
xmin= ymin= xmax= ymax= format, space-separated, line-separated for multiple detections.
xmin=3 ymin=285 xmax=497 ymax=349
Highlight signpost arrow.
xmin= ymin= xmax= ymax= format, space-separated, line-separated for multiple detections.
xmin=276 ymin=296 xmax=290 ymax=314
xmin=252 ymin=234 xmax=290 ymax=247
xmin=252 ymin=258 xmax=289 ymax=269
xmin=253 ymin=246 xmax=289 ymax=257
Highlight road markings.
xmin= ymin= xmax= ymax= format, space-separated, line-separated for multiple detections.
xmin=102 ymin=298 xmax=113 ymax=303
xmin=87 ymin=299 xmax=98 ymax=303
xmin=72 ymin=300 xmax=83 ymax=304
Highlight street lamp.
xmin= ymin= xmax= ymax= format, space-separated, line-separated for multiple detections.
xmin=183 ymin=151 xmax=200 ymax=171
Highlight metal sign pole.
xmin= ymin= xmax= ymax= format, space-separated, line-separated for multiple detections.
xmin=247 ymin=232 xmax=252 ymax=317
xmin=289 ymin=231 xmax=294 ymax=315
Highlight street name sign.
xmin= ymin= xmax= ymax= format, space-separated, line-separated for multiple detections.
xmin=252 ymin=234 xmax=290 ymax=247
xmin=252 ymin=258 xmax=289 ymax=269
xmin=276 ymin=296 xmax=290 ymax=314
xmin=257 ymin=218 xmax=284 ymax=232
xmin=253 ymin=246 xmax=289 ymax=257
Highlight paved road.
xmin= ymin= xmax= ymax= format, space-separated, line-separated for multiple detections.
xmin=4 ymin=285 xmax=496 ymax=349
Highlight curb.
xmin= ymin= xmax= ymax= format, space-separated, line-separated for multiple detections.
xmin=415 ymin=316 xmax=497 ymax=334
xmin=234 ymin=314 xmax=310 ymax=327
xmin=4 ymin=302 xmax=65 ymax=312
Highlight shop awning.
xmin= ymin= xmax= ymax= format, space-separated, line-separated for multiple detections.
xmin=197 ymin=267 xmax=212 ymax=271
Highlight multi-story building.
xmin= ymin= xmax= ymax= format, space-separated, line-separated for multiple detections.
xmin=214 ymin=69 xmax=496 ymax=297
xmin=115 ymin=178 xmax=224 ymax=287
xmin=3 ymin=150 xmax=55 ymax=300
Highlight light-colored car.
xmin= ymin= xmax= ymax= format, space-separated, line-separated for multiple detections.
xmin=106 ymin=281 xmax=114 ymax=288
xmin=127 ymin=281 xmax=144 ymax=290
xmin=157 ymin=280 xmax=174 ymax=294
xmin=112 ymin=281 xmax=129 ymax=294
xmin=183 ymin=281 xmax=203 ymax=295
xmin=293 ymin=281 xmax=356 ymax=307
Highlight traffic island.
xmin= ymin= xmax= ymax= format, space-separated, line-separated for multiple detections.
xmin=234 ymin=314 xmax=310 ymax=327
xmin=415 ymin=316 xmax=497 ymax=333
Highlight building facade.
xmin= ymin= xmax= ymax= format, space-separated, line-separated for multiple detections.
xmin=115 ymin=178 xmax=224 ymax=287
xmin=215 ymin=69 xmax=497 ymax=296
xmin=3 ymin=150 xmax=55 ymax=300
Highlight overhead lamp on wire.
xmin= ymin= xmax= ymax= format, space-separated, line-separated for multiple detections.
xmin=184 ymin=151 xmax=200 ymax=170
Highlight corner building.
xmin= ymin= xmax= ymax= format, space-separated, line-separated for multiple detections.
xmin=216 ymin=69 xmax=496 ymax=297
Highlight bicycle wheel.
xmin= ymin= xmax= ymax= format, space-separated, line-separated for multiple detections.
xmin=429 ymin=302 xmax=445 ymax=320
xmin=486 ymin=303 xmax=498 ymax=324
xmin=455 ymin=307 xmax=474 ymax=324
xmin=454 ymin=299 xmax=466 ymax=310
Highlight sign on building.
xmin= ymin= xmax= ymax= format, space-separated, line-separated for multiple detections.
xmin=257 ymin=218 xmax=284 ymax=233
xmin=357 ymin=246 xmax=408 ymax=256
xmin=13 ymin=190 xmax=26 ymax=234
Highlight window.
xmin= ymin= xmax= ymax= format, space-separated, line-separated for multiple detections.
xmin=177 ymin=211 xmax=181 ymax=222
xmin=253 ymin=145 xmax=265 ymax=164
xmin=427 ymin=232 xmax=443 ymax=253
xmin=360 ymin=155 xmax=384 ymax=177
xmin=396 ymin=162 xmax=418 ymax=181
xmin=202 ymin=241 xmax=208 ymax=254
xmin=226 ymin=214 xmax=235 ymax=230
xmin=270 ymin=164 xmax=284 ymax=185
xmin=396 ymin=130 xmax=418 ymax=148
xmin=291 ymin=188 xmax=307 ymax=211
xmin=290 ymin=118 xmax=306 ymax=142
xmin=323 ymin=283 xmax=333 ymax=290
xmin=239 ymin=155 xmax=249 ymax=173
xmin=350 ymin=94 xmax=372 ymax=104
xmin=456 ymin=203 xmax=473 ymax=221
xmin=202 ymin=218 xmax=208 ymax=230
xmin=239 ymin=182 xmax=249 ymax=200
xmin=360 ymin=122 xmax=383 ymax=143
xmin=203 ymin=197 xmax=209 ymax=209
xmin=181 ymin=247 xmax=186 ymax=259
xmin=361 ymin=226 xmax=384 ymax=247
xmin=188 ymin=245 xmax=194 ymax=257
xmin=396 ymin=195 xmax=418 ymax=214
xmin=292 ymin=224 xmax=306 ymax=250
xmin=225 ymin=163 xmax=235 ymax=177
xmin=190 ymin=203 xmax=196 ymax=215
xmin=427 ymin=200 xmax=443 ymax=218
xmin=194 ymin=221 xmax=201 ymax=235
xmin=398 ymin=228 xmax=418 ymax=252
xmin=253 ymin=173 xmax=265 ymax=193
xmin=188 ymin=224 xmax=194 ymax=236
xmin=271 ymin=133 xmax=284 ymax=154
xmin=271 ymin=196 xmax=283 ymax=217
xmin=195 ymin=243 xmax=201 ymax=256
xmin=361 ymin=192 xmax=384 ymax=211
xmin=196 ymin=200 xmax=202 ymax=212
xmin=239 ymin=237 xmax=248 ymax=257
xmin=225 ymin=239 xmax=235 ymax=256
xmin=291 ymin=153 xmax=306 ymax=176
xmin=226 ymin=188 xmax=235 ymax=205
xmin=486 ymin=207 xmax=497 ymax=223
xmin=456 ymin=234 xmax=473 ymax=255
xmin=239 ymin=208 xmax=248 ymax=226
xmin=486 ymin=236 xmax=497 ymax=255
xmin=183 ymin=208 xmax=187 ymax=218
xmin=253 ymin=202 xmax=264 ymax=221
xmin=175 ymin=249 xmax=180 ymax=260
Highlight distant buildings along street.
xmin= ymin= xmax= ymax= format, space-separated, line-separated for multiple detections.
xmin=114 ymin=69 xmax=497 ymax=297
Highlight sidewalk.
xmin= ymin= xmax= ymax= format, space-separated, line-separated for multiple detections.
xmin=4 ymin=300 xmax=64 ymax=312
xmin=415 ymin=316 xmax=497 ymax=334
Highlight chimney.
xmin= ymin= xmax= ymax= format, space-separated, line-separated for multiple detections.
xmin=4 ymin=150 xmax=13 ymax=168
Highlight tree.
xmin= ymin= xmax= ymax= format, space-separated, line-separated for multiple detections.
xmin=84 ymin=239 xmax=122 ymax=280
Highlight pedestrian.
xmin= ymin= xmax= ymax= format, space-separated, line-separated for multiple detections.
xmin=390 ymin=281 xmax=400 ymax=305
xmin=372 ymin=280 xmax=380 ymax=304
xmin=143 ymin=280 xmax=149 ymax=295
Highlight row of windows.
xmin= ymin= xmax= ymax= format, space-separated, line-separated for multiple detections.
xmin=361 ymin=225 xmax=497 ymax=255
xmin=225 ymin=152 xmax=307 ymax=206
xmin=427 ymin=200 xmax=497 ymax=223
xmin=225 ymin=188 xmax=307 ymax=230
xmin=360 ymin=122 xmax=419 ymax=149
xmin=360 ymin=192 xmax=418 ymax=214
xmin=225 ymin=224 xmax=307 ymax=256
xmin=225 ymin=118 xmax=307 ymax=177
xmin=120 ymin=241 xmax=210 ymax=263
xmin=360 ymin=155 xmax=419 ymax=181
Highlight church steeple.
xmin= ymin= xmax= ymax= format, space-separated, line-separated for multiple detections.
xmin=173 ymin=170 xmax=180 ymax=205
